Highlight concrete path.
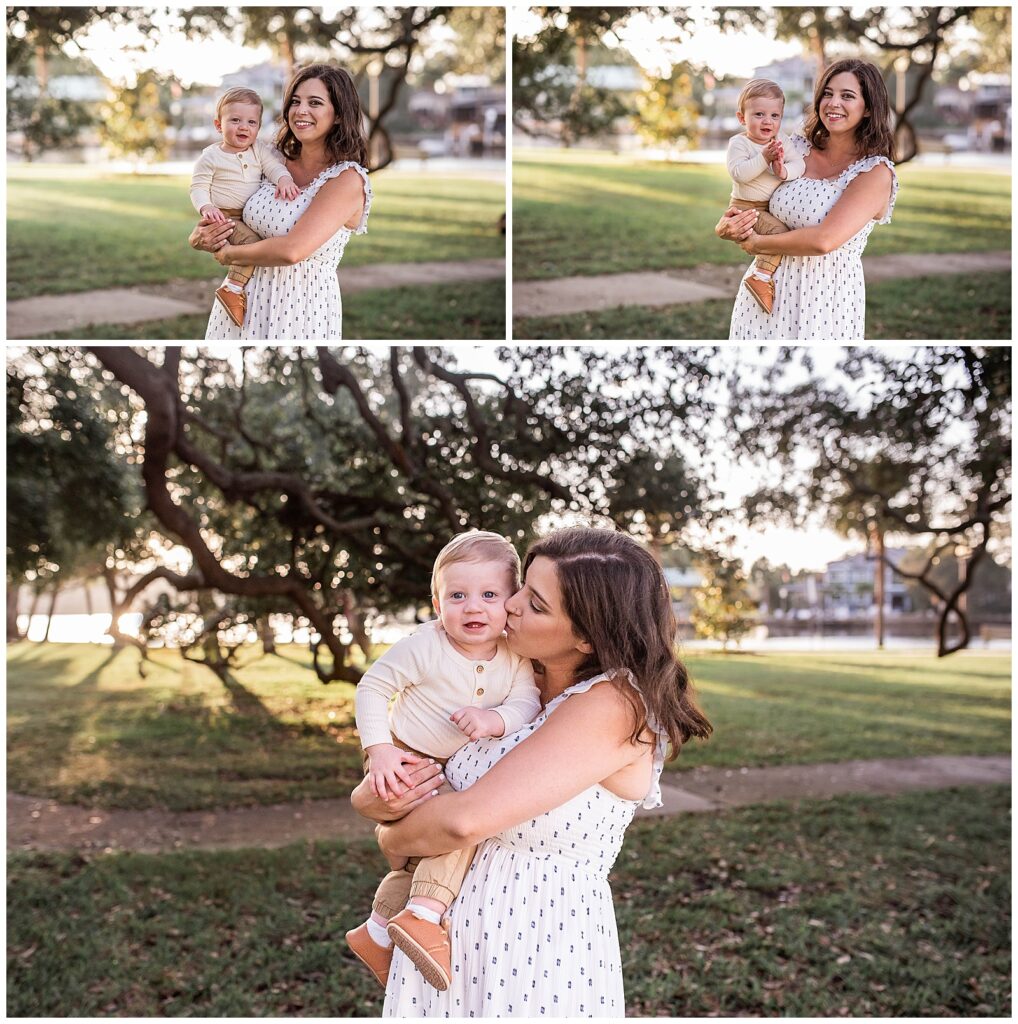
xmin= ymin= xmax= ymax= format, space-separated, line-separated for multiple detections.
xmin=513 ymin=249 xmax=1011 ymax=319
xmin=8 ymin=754 xmax=1009 ymax=854
xmin=7 ymin=258 xmax=506 ymax=339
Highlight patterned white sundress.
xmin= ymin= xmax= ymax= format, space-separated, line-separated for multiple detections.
xmin=383 ymin=672 xmax=668 ymax=1018
xmin=729 ymin=134 xmax=898 ymax=341
xmin=205 ymin=160 xmax=371 ymax=341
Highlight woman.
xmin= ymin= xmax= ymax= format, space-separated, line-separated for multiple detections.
xmin=717 ymin=59 xmax=898 ymax=341
xmin=189 ymin=63 xmax=370 ymax=340
xmin=351 ymin=527 xmax=712 ymax=1016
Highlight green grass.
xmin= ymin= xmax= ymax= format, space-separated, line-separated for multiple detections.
xmin=7 ymin=644 xmax=1009 ymax=810
xmin=6 ymin=644 xmax=365 ymax=811
xmin=514 ymin=270 xmax=1013 ymax=340
xmin=512 ymin=148 xmax=1012 ymax=280
xmin=32 ymin=279 xmax=507 ymax=341
xmin=676 ymin=650 xmax=1010 ymax=772
xmin=7 ymin=165 xmax=506 ymax=299
xmin=7 ymin=785 xmax=1010 ymax=1016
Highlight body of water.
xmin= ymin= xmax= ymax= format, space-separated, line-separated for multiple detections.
xmin=15 ymin=615 xmax=1011 ymax=653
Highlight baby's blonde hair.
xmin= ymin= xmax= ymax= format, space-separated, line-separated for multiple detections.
xmin=431 ymin=531 xmax=521 ymax=601
xmin=738 ymin=79 xmax=785 ymax=113
xmin=216 ymin=87 xmax=263 ymax=121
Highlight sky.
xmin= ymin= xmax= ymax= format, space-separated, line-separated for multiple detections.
xmin=64 ymin=6 xmax=462 ymax=89
xmin=69 ymin=10 xmax=272 ymax=89
xmin=513 ymin=7 xmax=802 ymax=79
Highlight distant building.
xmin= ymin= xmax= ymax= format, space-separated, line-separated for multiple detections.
xmin=664 ymin=566 xmax=703 ymax=619
xmin=821 ymin=549 xmax=911 ymax=618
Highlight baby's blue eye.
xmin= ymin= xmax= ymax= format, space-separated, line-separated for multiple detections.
xmin=483 ymin=591 xmax=496 ymax=599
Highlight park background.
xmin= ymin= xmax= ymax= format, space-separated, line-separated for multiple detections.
xmin=7 ymin=344 xmax=1011 ymax=1016
xmin=512 ymin=5 xmax=1012 ymax=340
xmin=6 ymin=6 xmax=506 ymax=341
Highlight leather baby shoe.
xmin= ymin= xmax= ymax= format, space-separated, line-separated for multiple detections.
xmin=386 ymin=909 xmax=452 ymax=991
xmin=345 ymin=921 xmax=394 ymax=989
xmin=215 ymin=285 xmax=247 ymax=327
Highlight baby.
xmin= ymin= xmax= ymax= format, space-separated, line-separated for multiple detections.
xmin=726 ymin=78 xmax=806 ymax=315
xmin=189 ymin=87 xmax=300 ymax=328
xmin=346 ymin=531 xmax=541 ymax=992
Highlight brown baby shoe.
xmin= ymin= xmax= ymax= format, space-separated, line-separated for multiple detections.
xmin=345 ymin=922 xmax=394 ymax=988
xmin=215 ymin=285 xmax=246 ymax=327
xmin=743 ymin=274 xmax=775 ymax=315
xmin=386 ymin=909 xmax=452 ymax=991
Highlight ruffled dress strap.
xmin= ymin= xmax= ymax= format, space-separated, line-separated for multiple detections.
xmin=789 ymin=132 xmax=812 ymax=161
xmin=836 ymin=154 xmax=899 ymax=224
xmin=549 ymin=670 xmax=669 ymax=811
xmin=312 ymin=160 xmax=372 ymax=234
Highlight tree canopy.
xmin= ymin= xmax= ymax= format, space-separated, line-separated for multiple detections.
xmin=731 ymin=346 xmax=1011 ymax=655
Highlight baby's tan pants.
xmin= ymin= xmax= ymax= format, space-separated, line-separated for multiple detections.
xmin=365 ymin=736 xmax=475 ymax=920
xmin=730 ymin=197 xmax=788 ymax=277
xmin=218 ymin=207 xmax=263 ymax=287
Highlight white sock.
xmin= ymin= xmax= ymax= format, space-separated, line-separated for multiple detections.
xmin=222 ymin=280 xmax=244 ymax=293
xmin=366 ymin=917 xmax=393 ymax=947
xmin=751 ymin=270 xmax=772 ymax=282
xmin=406 ymin=901 xmax=443 ymax=925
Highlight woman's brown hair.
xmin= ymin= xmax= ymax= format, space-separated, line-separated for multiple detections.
xmin=804 ymin=58 xmax=896 ymax=161
xmin=524 ymin=527 xmax=712 ymax=760
xmin=275 ymin=63 xmax=368 ymax=167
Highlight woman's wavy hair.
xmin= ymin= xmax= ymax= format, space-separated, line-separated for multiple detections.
xmin=524 ymin=527 xmax=712 ymax=760
xmin=804 ymin=58 xmax=896 ymax=161
xmin=275 ymin=63 xmax=368 ymax=167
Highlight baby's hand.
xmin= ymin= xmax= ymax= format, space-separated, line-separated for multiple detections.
xmin=451 ymin=707 xmax=505 ymax=741
xmin=199 ymin=204 xmax=229 ymax=225
xmin=774 ymin=155 xmax=787 ymax=180
xmin=761 ymin=137 xmax=781 ymax=163
xmin=365 ymin=743 xmax=424 ymax=801
xmin=276 ymin=175 xmax=300 ymax=201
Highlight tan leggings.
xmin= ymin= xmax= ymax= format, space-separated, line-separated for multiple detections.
xmin=365 ymin=737 xmax=476 ymax=920
xmin=217 ymin=207 xmax=263 ymax=287
xmin=730 ymin=197 xmax=788 ymax=277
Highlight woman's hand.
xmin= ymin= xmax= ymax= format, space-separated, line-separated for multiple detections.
xmin=189 ymin=217 xmax=235 ymax=253
xmin=351 ymin=757 xmax=446 ymax=823
xmin=715 ymin=207 xmax=758 ymax=243
xmin=212 ymin=244 xmax=235 ymax=267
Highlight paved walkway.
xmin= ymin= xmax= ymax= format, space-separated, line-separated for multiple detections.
xmin=513 ymin=249 xmax=1011 ymax=319
xmin=8 ymin=754 xmax=1009 ymax=854
xmin=7 ymin=258 xmax=506 ymax=339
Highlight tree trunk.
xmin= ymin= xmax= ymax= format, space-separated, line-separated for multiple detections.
xmin=7 ymin=584 xmax=23 ymax=643
xmin=35 ymin=42 xmax=49 ymax=94
xmin=870 ymin=523 xmax=885 ymax=649
xmin=83 ymin=580 xmax=94 ymax=617
xmin=341 ymin=591 xmax=373 ymax=662
xmin=43 ymin=580 xmax=61 ymax=642
xmin=809 ymin=27 xmax=827 ymax=77
xmin=27 ymin=586 xmax=42 ymax=629
xmin=259 ymin=615 xmax=277 ymax=655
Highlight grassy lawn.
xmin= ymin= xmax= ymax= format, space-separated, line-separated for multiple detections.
xmin=7 ymin=165 xmax=506 ymax=299
xmin=7 ymin=644 xmax=1009 ymax=810
xmin=513 ymin=270 xmax=1013 ymax=340
xmin=7 ymin=784 xmax=1010 ymax=1016
xmin=512 ymin=148 xmax=1012 ymax=280
xmin=32 ymin=279 xmax=507 ymax=341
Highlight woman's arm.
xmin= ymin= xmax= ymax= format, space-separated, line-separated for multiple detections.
xmin=376 ymin=681 xmax=643 ymax=860
xmin=742 ymin=164 xmax=893 ymax=257
xmin=212 ymin=168 xmax=366 ymax=267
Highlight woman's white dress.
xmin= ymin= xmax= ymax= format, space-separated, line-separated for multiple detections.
xmin=205 ymin=161 xmax=371 ymax=341
xmin=383 ymin=673 xmax=668 ymax=1018
xmin=729 ymin=135 xmax=898 ymax=341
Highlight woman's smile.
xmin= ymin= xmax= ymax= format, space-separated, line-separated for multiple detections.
xmin=819 ymin=71 xmax=868 ymax=133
